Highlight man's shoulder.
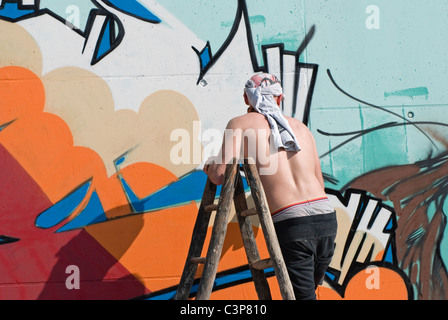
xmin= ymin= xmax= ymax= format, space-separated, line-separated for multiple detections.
xmin=228 ymin=113 xmax=264 ymax=127
xmin=284 ymin=116 xmax=305 ymax=128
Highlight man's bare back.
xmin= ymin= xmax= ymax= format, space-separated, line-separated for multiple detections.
xmin=223 ymin=112 xmax=327 ymax=214
xmin=204 ymin=72 xmax=336 ymax=300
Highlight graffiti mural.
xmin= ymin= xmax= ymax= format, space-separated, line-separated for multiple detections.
xmin=0 ymin=0 xmax=447 ymax=300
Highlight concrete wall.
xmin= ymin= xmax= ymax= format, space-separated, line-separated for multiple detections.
xmin=0 ymin=0 xmax=446 ymax=300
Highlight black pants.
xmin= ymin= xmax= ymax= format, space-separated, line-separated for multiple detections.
xmin=274 ymin=212 xmax=337 ymax=300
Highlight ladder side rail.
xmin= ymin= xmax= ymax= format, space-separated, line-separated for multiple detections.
xmin=242 ymin=160 xmax=296 ymax=300
xmin=233 ymin=169 xmax=272 ymax=300
xmin=195 ymin=159 xmax=239 ymax=300
xmin=174 ymin=178 xmax=217 ymax=300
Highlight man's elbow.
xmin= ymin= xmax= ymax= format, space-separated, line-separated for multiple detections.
xmin=209 ymin=172 xmax=224 ymax=186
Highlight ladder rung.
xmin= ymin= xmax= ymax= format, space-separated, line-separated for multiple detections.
xmin=204 ymin=204 xmax=218 ymax=213
xmin=240 ymin=208 xmax=258 ymax=217
xmin=190 ymin=257 xmax=206 ymax=264
xmin=251 ymin=258 xmax=273 ymax=270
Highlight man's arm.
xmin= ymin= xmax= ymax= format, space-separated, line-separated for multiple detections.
xmin=203 ymin=118 xmax=242 ymax=185
xmin=203 ymin=158 xmax=226 ymax=185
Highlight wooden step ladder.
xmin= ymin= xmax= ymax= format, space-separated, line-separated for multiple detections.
xmin=174 ymin=158 xmax=295 ymax=300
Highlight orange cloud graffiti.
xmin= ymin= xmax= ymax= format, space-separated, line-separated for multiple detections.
xmin=0 ymin=66 xmax=202 ymax=296
xmin=0 ymin=66 xmax=130 ymax=218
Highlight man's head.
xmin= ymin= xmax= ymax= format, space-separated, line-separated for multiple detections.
xmin=244 ymin=73 xmax=284 ymax=111
xmin=245 ymin=73 xmax=282 ymax=89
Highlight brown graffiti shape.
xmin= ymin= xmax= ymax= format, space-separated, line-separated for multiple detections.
xmin=349 ymin=152 xmax=448 ymax=300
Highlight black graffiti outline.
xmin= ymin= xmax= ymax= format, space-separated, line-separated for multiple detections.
xmin=318 ymin=121 xmax=448 ymax=158
xmin=193 ymin=1 xmax=315 ymax=79
xmin=0 ymin=0 xmax=39 ymax=22
xmin=0 ymin=235 xmax=20 ymax=245
xmin=339 ymin=150 xmax=448 ymax=300
xmin=96 ymin=0 xmax=161 ymax=24
xmin=325 ymin=69 xmax=439 ymax=151
xmin=0 ymin=0 xmax=162 ymax=65
xmin=81 ymin=7 xmax=125 ymax=65
xmin=192 ymin=0 xmax=318 ymax=125
xmin=323 ymin=188 xmax=414 ymax=299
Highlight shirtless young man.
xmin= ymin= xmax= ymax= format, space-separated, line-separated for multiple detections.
xmin=203 ymin=73 xmax=337 ymax=300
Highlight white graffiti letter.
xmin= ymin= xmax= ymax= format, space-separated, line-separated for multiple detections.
xmin=65 ymin=265 xmax=80 ymax=290
xmin=365 ymin=266 xmax=380 ymax=289
xmin=365 ymin=5 xmax=380 ymax=30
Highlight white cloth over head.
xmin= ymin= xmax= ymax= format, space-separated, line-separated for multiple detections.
xmin=244 ymin=76 xmax=301 ymax=152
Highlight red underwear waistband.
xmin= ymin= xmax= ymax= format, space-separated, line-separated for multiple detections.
xmin=271 ymin=196 xmax=329 ymax=216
